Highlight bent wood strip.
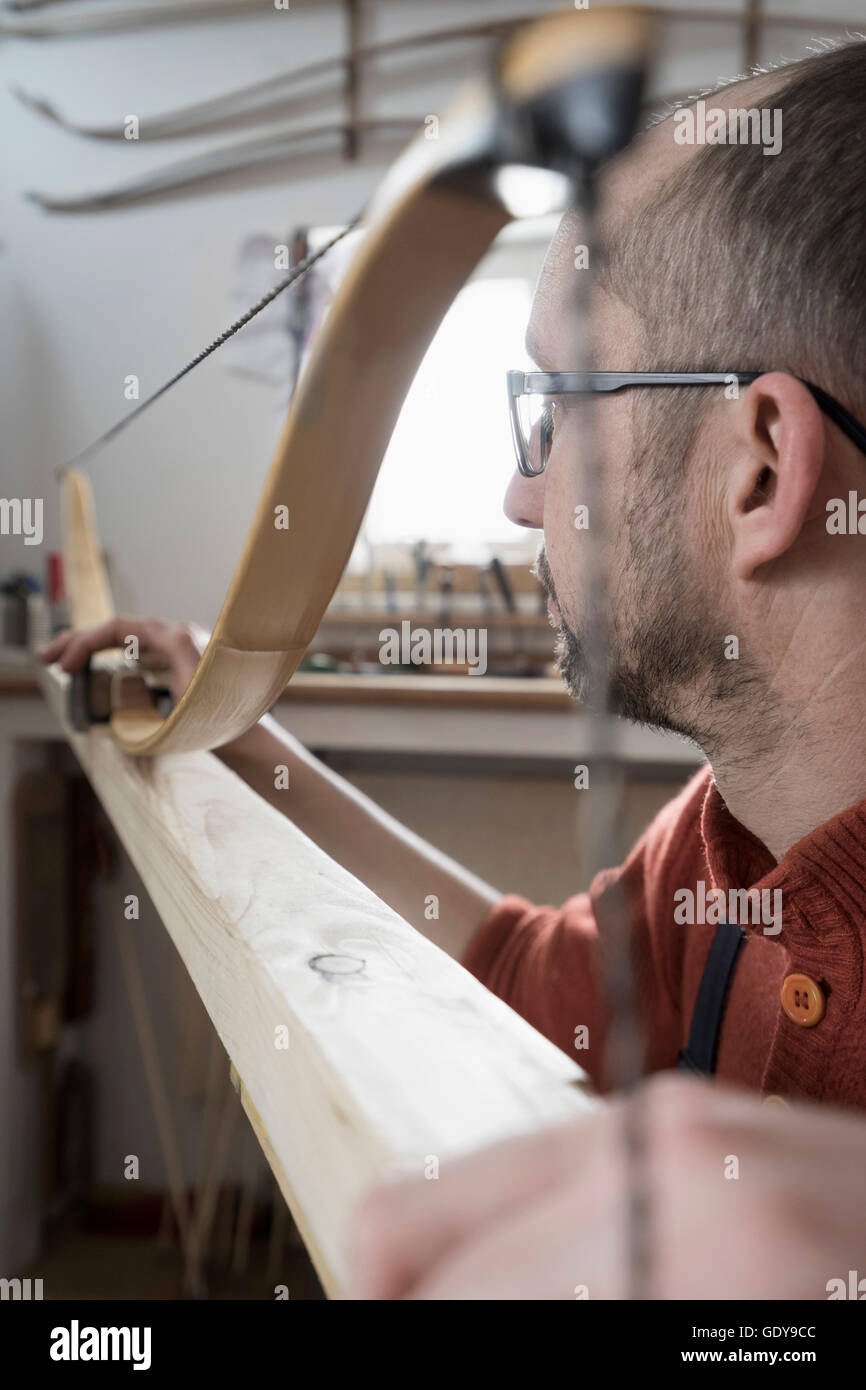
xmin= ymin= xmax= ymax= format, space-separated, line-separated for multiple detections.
xmin=0 ymin=0 xmax=274 ymax=38
xmin=108 ymin=183 xmax=508 ymax=752
xmin=38 ymin=660 xmax=593 ymax=1297
xmin=28 ymin=119 xmax=420 ymax=212
xmin=13 ymin=18 xmax=528 ymax=140
xmin=79 ymin=7 xmax=649 ymax=757
xmin=63 ymin=468 xmax=114 ymax=630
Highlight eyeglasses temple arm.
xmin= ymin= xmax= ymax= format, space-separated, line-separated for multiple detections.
xmin=804 ymin=383 xmax=866 ymax=458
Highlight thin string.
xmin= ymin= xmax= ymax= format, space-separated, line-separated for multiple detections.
xmin=570 ymin=177 xmax=649 ymax=1300
xmin=56 ymin=214 xmax=362 ymax=478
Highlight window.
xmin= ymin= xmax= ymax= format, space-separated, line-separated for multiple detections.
xmin=358 ymin=275 xmax=534 ymax=559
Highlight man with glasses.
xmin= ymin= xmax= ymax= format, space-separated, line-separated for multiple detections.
xmin=351 ymin=37 xmax=866 ymax=1298
xmin=45 ymin=39 xmax=866 ymax=1299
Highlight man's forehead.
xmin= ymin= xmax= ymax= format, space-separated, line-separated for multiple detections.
xmin=603 ymin=67 xmax=790 ymax=222
xmin=525 ymin=68 xmax=792 ymax=363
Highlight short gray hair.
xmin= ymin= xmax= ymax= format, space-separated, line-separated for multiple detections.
xmin=601 ymin=39 xmax=866 ymax=481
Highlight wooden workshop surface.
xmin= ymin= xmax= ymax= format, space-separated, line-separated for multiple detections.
xmin=0 ymin=663 xmax=573 ymax=709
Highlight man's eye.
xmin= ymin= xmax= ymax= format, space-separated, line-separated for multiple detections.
xmin=540 ymin=400 xmax=556 ymax=451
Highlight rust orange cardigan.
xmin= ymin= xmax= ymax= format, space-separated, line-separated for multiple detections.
xmin=463 ymin=767 xmax=866 ymax=1106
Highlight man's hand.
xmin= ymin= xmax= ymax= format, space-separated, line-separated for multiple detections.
xmin=38 ymin=616 xmax=205 ymax=704
xmin=348 ymin=1074 xmax=866 ymax=1299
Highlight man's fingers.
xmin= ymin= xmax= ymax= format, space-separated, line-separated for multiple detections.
xmin=38 ymin=620 xmax=127 ymax=671
xmin=38 ymin=617 xmax=144 ymax=672
xmin=348 ymin=1102 xmax=615 ymax=1300
xmin=347 ymin=1078 xmax=710 ymax=1301
xmin=39 ymin=615 xmax=195 ymax=669
xmin=37 ymin=616 xmax=205 ymax=705
xmin=53 ymin=618 xmax=133 ymax=672
xmin=407 ymin=1139 xmax=626 ymax=1300
xmin=36 ymin=629 xmax=74 ymax=663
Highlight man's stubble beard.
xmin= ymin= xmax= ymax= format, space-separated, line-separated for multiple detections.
xmin=535 ymin=481 xmax=750 ymax=754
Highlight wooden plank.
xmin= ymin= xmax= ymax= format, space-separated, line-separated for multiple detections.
xmin=38 ymin=662 xmax=593 ymax=1297
xmin=63 ymin=470 xmax=114 ymax=631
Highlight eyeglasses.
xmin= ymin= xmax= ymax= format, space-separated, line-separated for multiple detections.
xmin=507 ymin=370 xmax=866 ymax=477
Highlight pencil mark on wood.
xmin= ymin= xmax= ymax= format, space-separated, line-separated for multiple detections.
xmin=309 ymin=953 xmax=366 ymax=979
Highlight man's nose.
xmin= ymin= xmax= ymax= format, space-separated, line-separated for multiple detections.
xmin=503 ymin=467 xmax=545 ymax=528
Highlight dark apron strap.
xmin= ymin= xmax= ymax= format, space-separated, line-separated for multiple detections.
xmin=678 ymin=919 xmax=747 ymax=1077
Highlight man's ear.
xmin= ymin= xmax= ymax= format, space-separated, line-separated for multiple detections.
xmin=728 ymin=372 xmax=826 ymax=582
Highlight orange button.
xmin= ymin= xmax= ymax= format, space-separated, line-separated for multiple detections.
xmin=763 ymin=1093 xmax=790 ymax=1109
xmin=780 ymin=974 xmax=825 ymax=1027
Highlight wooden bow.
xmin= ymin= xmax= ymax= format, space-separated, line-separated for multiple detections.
xmin=62 ymin=6 xmax=650 ymax=757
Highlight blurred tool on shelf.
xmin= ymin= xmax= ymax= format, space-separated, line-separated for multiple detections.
xmin=306 ymin=542 xmax=554 ymax=679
